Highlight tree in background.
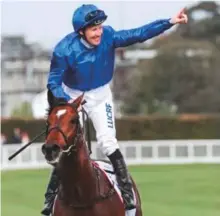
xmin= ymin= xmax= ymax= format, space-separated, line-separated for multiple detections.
xmin=122 ymin=1 xmax=220 ymax=115
xmin=11 ymin=101 xmax=33 ymax=118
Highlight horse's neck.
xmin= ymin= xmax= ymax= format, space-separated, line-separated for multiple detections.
xmin=59 ymin=136 xmax=97 ymax=204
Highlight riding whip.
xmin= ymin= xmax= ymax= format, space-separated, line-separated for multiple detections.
xmin=8 ymin=129 xmax=46 ymax=161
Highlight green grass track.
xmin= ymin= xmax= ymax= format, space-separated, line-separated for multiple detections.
xmin=1 ymin=164 xmax=220 ymax=216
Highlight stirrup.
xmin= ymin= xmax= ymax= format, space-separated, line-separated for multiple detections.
xmin=120 ymin=186 xmax=136 ymax=210
xmin=41 ymin=204 xmax=53 ymax=216
xmin=123 ymin=194 xmax=136 ymax=210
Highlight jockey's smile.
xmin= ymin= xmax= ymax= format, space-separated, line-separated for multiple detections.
xmin=80 ymin=24 xmax=103 ymax=46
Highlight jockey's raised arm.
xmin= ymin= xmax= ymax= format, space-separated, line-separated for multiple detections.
xmin=112 ymin=19 xmax=174 ymax=48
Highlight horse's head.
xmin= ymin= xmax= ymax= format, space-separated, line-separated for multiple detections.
xmin=42 ymin=90 xmax=85 ymax=165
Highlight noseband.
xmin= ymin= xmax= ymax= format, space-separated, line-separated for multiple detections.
xmin=47 ymin=123 xmax=81 ymax=154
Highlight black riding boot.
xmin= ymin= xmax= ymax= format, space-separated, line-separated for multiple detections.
xmin=41 ymin=167 xmax=59 ymax=216
xmin=108 ymin=149 xmax=136 ymax=210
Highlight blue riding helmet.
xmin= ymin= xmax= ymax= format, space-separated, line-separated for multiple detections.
xmin=72 ymin=4 xmax=107 ymax=32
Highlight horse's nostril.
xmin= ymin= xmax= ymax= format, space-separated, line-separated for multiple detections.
xmin=42 ymin=143 xmax=60 ymax=155
xmin=41 ymin=144 xmax=46 ymax=155
xmin=53 ymin=144 xmax=61 ymax=152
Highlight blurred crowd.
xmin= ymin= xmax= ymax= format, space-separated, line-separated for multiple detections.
xmin=1 ymin=127 xmax=30 ymax=145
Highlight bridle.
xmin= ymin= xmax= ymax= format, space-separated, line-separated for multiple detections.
xmin=46 ymin=124 xmax=81 ymax=154
xmin=46 ymin=104 xmax=82 ymax=154
xmin=7 ymin=98 xmax=92 ymax=161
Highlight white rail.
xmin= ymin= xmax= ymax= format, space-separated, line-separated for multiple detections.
xmin=1 ymin=140 xmax=220 ymax=170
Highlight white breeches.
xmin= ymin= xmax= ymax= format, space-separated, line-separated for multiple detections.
xmin=62 ymin=83 xmax=119 ymax=156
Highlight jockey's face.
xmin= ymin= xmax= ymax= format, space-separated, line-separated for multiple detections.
xmin=81 ymin=24 xmax=103 ymax=46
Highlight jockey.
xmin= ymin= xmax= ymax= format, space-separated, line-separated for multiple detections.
xmin=41 ymin=4 xmax=188 ymax=215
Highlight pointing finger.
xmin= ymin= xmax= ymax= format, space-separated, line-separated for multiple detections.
xmin=180 ymin=7 xmax=186 ymax=15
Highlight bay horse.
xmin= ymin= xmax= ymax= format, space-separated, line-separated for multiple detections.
xmin=41 ymin=92 xmax=142 ymax=216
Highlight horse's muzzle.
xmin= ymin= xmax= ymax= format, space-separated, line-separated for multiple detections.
xmin=42 ymin=143 xmax=61 ymax=164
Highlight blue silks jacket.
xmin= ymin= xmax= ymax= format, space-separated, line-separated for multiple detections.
xmin=47 ymin=19 xmax=173 ymax=101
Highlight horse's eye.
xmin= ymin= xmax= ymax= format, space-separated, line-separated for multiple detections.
xmin=70 ymin=118 xmax=78 ymax=124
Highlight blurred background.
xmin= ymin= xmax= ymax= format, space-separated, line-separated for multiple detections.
xmin=1 ymin=1 xmax=220 ymax=216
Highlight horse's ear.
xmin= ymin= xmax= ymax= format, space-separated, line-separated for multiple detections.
xmin=72 ymin=94 xmax=85 ymax=109
xmin=47 ymin=89 xmax=55 ymax=108
xmin=47 ymin=90 xmax=67 ymax=108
